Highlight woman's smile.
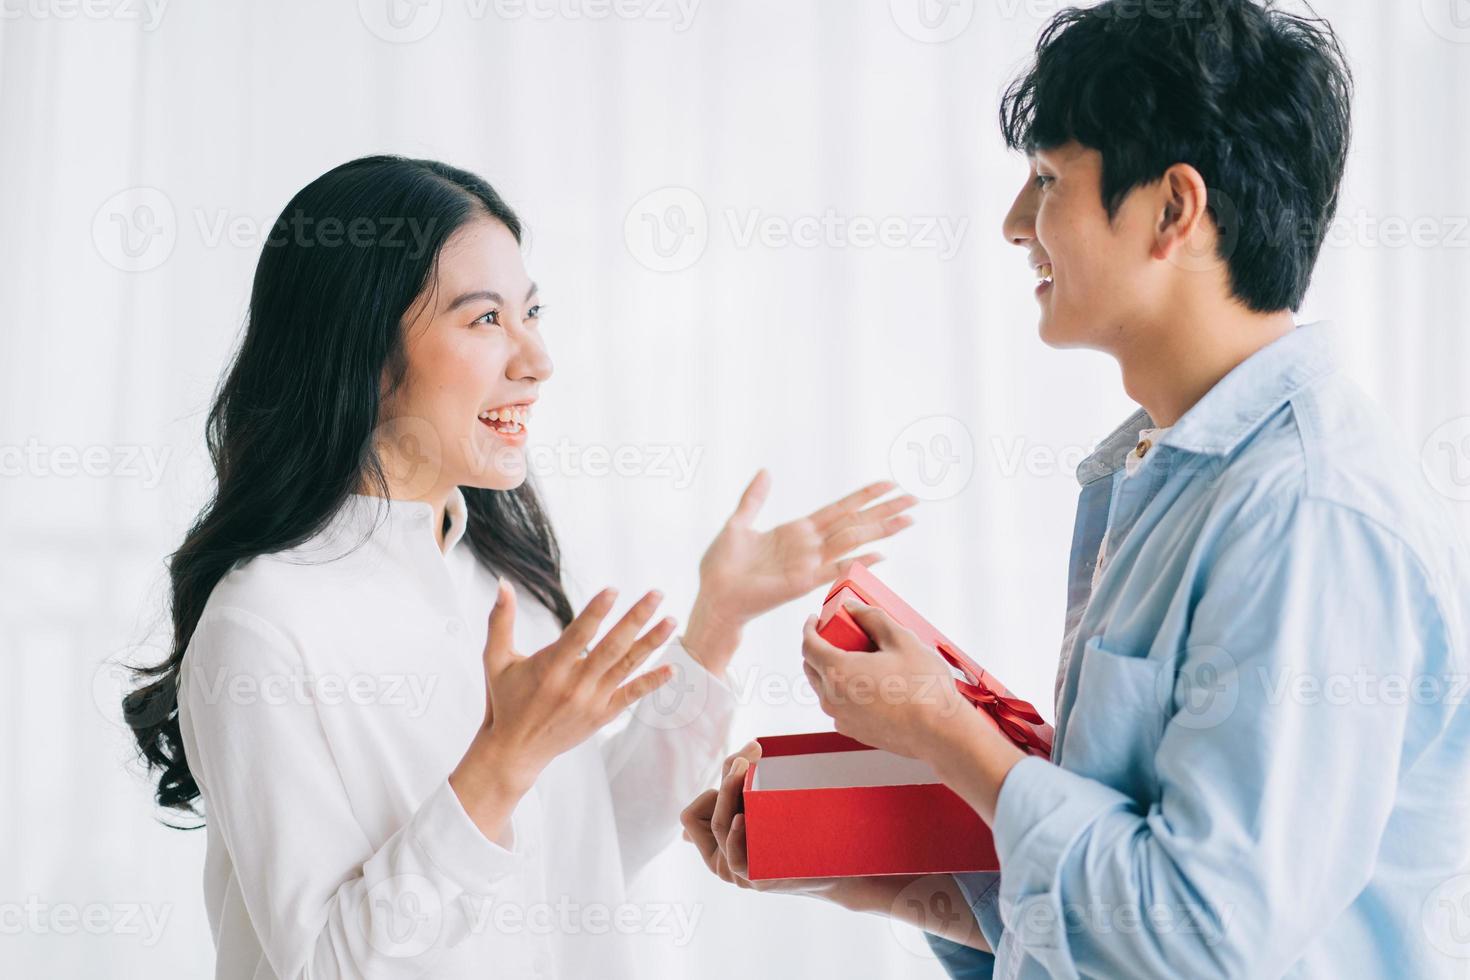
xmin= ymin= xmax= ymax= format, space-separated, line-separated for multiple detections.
xmin=477 ymin=400 xmax=534 ymax=444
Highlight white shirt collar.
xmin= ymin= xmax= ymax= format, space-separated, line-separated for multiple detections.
xmin=330 ymin=485 xmax=470 ymax=557
xmin=443 ymin=486 xmax=469 ymax=553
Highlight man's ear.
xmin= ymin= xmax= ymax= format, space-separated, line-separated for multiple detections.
xmin=1153 ymin=163 xmax=1217 ymax=273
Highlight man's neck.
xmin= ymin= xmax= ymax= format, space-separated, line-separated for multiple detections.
xmin=1115 ymin=304 xmax=1296 ymax=428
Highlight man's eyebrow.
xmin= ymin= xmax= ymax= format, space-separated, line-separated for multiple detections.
xmin=445 ymin=281 xmax=538 ymax=312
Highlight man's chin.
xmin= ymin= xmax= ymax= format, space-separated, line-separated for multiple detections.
xmin=1036 ymin=312 xmax=1082 ymax=349
xmin=1040 ymin=315 xmax=1076 ymax=351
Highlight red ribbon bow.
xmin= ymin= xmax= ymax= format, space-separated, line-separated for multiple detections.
xmin=938 ymin=644 xmax=1052 ymax=757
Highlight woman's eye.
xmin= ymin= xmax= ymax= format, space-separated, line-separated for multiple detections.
xmin=473 ymin=309 xmax=500 ymax=327
xmin=526 ymin=304 xmax=543 ymax=320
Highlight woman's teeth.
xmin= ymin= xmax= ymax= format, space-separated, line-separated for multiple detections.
xmin=478 ymin=406 xmax=529 ymax=433
xmin=1036 ymin=263 xmax=1054 ymax=285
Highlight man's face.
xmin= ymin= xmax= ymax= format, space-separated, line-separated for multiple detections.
xmin=1001 ymin=142 xmax=1163 ymax=352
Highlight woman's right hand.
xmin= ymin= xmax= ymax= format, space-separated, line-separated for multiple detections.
xmin=451 ymin=579 xmax=677 ymax=843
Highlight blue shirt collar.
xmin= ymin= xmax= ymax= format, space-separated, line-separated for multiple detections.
xmin=1074 ymin=321 xmax=1336 ymax=486
xmin=1076 ymin=408 xmax=1154 ymax=487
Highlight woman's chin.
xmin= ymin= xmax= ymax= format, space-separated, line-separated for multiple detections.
xmin=460 ymin=447 xmax=528 ymax=492
xmin=457 ymin=424 xmax=530 ymax=488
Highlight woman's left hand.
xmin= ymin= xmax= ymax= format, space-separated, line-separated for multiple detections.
xmin=683 ymin=471 xmax=916 ymax=671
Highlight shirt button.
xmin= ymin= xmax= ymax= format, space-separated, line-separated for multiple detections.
xmin=1135 ymin=438 xmax=1152 ymax=458
xmin=445 ymin=618 xmax=463 ymax=636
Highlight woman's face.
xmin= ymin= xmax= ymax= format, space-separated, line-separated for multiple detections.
xmin=377 ymin=215 xmax=553 ymax=500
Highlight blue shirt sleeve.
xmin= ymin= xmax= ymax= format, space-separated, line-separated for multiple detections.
xmin=924 ymin=931 xmax=996 ymax=979
xmin=923 ymin=873 xmax=1002 ymax=977
xmin=987 ymin=495 xmax=1450 ymax=979
xmin=952 ymin=871 xmax=1005 ymax=952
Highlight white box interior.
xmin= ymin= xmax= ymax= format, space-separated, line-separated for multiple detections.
xmin=752 ymin=748 xmax=943 ymax=790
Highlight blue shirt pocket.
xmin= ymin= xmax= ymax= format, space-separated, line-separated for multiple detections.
xmin=1061 ymin=634 xmax=1168 ymax=805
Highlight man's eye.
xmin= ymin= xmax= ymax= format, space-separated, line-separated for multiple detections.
xmin=473 ymin=309 xmax=500 ymax=326
xmin=1034 ymin=174 xmax=1054 ymax=190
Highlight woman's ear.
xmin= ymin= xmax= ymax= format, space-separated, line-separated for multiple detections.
xmin=1153 ymin=162 xmax=1217 ymax=274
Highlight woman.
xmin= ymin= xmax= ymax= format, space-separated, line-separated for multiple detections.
xmin=122 ymin=155 xmax=916 ymax=980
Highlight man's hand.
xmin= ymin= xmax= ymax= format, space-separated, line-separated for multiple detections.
xmin=802 ymin=601 xmax=1030 ymax=823
xmin=800 ymin=601 xmax=982 ymax=760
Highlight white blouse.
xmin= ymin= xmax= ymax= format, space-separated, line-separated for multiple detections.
xmin=177 ymin=488 xmax=736 ymax=980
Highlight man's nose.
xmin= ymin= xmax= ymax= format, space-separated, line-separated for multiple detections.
xmin=1002 ymin=186 xmax=1037 ymax=247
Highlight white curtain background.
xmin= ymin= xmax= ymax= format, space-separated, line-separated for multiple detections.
xmin=3 ymin=1 xmax=1468 ymax=976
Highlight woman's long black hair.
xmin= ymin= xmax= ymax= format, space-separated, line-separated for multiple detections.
xmin=123 ymin=155 xmax=575 ymax=817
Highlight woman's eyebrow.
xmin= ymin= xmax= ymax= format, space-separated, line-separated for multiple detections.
xmin=446 ymin=282 xmax=539 ymax=312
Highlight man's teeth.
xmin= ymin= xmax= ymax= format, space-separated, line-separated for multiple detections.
xmin=1036 ymin=263 xmax=1054 ymax=284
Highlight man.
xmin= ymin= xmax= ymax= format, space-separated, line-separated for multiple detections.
xmin=680 ymin=2 xmax=1470 ymax=978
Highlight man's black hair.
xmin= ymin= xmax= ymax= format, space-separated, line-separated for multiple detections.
xmin=1001 ymin=0 xmax=1353 ymax=313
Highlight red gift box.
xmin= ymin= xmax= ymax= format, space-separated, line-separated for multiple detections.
xmin=742 ymin=563 xmax=1053 ymax=880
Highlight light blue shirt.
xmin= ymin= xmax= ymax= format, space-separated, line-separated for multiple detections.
xmin=929 ymin=322 xmax=1470 ymax=979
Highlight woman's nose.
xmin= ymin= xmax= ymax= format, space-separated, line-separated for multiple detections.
xmin=508 ymin=327 xmax=554 ymax=384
